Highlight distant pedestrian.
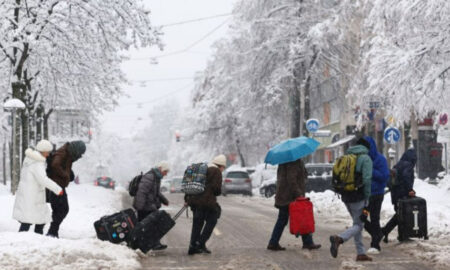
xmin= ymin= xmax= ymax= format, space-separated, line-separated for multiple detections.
xmin=13 ymin=140 xmax=63 ymax=234
xmin=329 ymin=138 xmax=373 ymax=261
xmin=363 ymin=136 xmax=390 ymax=254
xmin=381 ymin=149 xmax=417 ymax=242
xmin=267 ymin=158 xmax=321 ymax=251
xmin=133 ymin=161 xmax=170 ymax=250
xmin=185 ymin=154 xmax=225 ymax=255
xmin=46 ymin=140 xmax=86 ymax=238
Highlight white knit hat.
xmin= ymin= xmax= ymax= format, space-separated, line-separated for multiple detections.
xmin=158 ymin=161 xmax=170 ymax=172
xmin=36 ymin=140 xmax=53 ymax=152
xmin=212 ymin=154 xmax=226 ymax=167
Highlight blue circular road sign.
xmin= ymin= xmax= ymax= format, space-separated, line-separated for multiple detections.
xmin=384 ymin=127 xmax=401 ymax=144
xmin=306 ymin=119 xmax=320 ymax=133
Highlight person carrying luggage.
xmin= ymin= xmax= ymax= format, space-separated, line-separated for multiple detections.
xmin=267 ymin=158 xmax=321 ymax=251
xmin=363 ymin=136 xmax=390 ymax=254
xmin=133 ymin=161 xmax=170 ymax=250
xmin=185 ymin=154 xmax=225 ymax=255
xmin=381 ymin=149 xmax=417 ymax=242
xmin=13 ymin=140 xmax=63 ymax=234
xmin=46 ymin=140 xmax=86 ymax=238
xmin=329 ymin=137 xmax=373 ymax=262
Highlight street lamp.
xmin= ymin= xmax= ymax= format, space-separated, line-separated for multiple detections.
xmin=3 ymin=98 xmax=25 ymax=194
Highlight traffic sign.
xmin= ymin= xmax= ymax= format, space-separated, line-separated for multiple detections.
xmin=306 ymin=119 xmax=319 ymax=133
xmin=437 ymin=126 xmax=450 ymax=143
xmin=384 ymin=127 xmax=401 ymax=144
xmin=439 ymin=113 xmax=448 ymax=126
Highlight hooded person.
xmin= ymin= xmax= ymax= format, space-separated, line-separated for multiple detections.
xmin=13 ymin=140 xmax=63 ymax=234
xmin=185 ymin=154 xmax=225 ymax=255
xmin=46 ymin=140 xmax=86 ymax=238
xmin=363 ymin=136 xmax=390 ymax=254
xmin=132 ymin=161 xmax=170 ymax=250
xmin=381 ymin=149 xmax=417 ymax=242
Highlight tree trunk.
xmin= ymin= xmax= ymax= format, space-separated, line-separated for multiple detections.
xmin=236 ymin=140 xmax=246 ymax=167
xmin=2 ymin=141 xmax=6 ymax=185
xmin=290 ymin=73 xmax=301 ymax=138
xmin=21 ymin=111 xmax=29 ymax=161
xmin=36 ymin=105 xmax=43 ymax=142
xmin=43 ymin=108 xmax=53 ymax=140
xmin=11 ymin=82 xmax=24 ymax=194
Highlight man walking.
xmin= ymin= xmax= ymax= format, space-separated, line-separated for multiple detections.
xmin=133 ymin=161 xmax=170 ymax=250
xmin=329 ymin=138 xmax=373 ymax=261
xmin=47 ymin=140 xmax=86 ymax=238
xmin=363 ymin=136 xmax=390 ymax=254
xmin=185 ymin=154 xmax=225 ymax=255
xmin=267 ymin=158 xmax=321 ymax=251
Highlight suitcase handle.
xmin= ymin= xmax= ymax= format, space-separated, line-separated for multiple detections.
xmin=295 ymin=196 xmax=310 ymax=202
xmin=173 ymin=205 xmax=188 ymax=221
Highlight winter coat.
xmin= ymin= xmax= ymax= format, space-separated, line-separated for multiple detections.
xmin=364 ymin=136 xmax=390 ymax=196
xmin=342 ymin=145 xmax=373 ymax=203
xmin=391 ymin=149 xmax=417 ymax=205
xmin=133 ymin=168 xmax=169 ymax=212
xmin=274 ymin=159 xmax=307 ymax=207
xmin=13 ymin=149 xmax=62 ymax=224
xmin=48 ymin=143 xmax=73 ymax=188
xmin=185 ymin=164 xmax=222 ymax=210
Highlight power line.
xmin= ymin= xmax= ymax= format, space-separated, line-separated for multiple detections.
xmin=120 ymin=82 xmax=194 ymax=107
xmin=157 ymin=13 xmax=232 ymax=28
xmin=129 ymin=18 xmax=231 ymax=61
xmin=132 ymin=77 xmax=194 ymax=83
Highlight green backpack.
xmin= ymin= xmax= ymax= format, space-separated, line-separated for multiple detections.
xmin=332 ymin=154 xmax=363 ymax=193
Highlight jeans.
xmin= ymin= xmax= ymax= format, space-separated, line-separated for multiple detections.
xmin=268 ymin=206 xmax=313 ymax=246
xmin=47 ymin=188 xmax=69 ymax=237
xmin=339 ymin=200 xmax=366 ymax=255
xmin=19 ymin=223 xmax=45 ymax=234
xmin=190 ymin=206 xmax=219 ymax=247
xmin=364 ymin=194 xmax=384 ymax=249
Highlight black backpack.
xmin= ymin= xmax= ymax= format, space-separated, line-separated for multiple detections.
xmin=128 ymin=172 xmax=144 ymax=197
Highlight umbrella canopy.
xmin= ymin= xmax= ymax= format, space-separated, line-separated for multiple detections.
xmin=264 ymin=136 xmax=320 ymax=165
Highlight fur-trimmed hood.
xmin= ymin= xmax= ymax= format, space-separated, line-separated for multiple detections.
xmin=23 ymin=148 xmax=46 ymax=165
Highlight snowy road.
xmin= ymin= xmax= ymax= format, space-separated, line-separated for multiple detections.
xmin=138 ymin=193 xmax=438 ymax=270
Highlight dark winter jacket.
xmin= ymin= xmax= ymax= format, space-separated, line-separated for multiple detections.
xmin=48 ymin=143 xmax=73 ymax=188
xmin=133 ymin=168 xmax=169 ymax=212
xmin=364 ymin=136 xmax=390 ymax=196
xmin=391 ymin=149 xmax=417 ymax=205
xmin=275 ymin=159 xmax=307 ymax=207
xmin=185 ymin=164 xmax=222 ymax=210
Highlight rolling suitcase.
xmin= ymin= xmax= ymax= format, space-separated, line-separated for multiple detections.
xmin=94 ymin=208 xmax=137 ymax=244
xmin=289 ymin=197 xmax=315 ymax=237
xmin=127 ymin=206 xmax=187 ymax=253
xmin=397 ymin=196 xmax=428 ymax=240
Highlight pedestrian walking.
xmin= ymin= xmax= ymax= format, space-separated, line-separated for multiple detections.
xmin=381 ymin=149 xmax=417 ymax=242
xmin=185 ymin=154 xmax=225 ymax=255
xmin=132 ymin=161 xmax=170 ymax=250
xmin=329 ymin=137 xmax=373 ymax=261
xmin=46 ymin=140 xmax=86 ymax=238
xmin=13 ymin=140 xmax=63 ymax=234
xmin=363 ymin=136 xmax=390 ymax=254
xmin=267 ymin=158 xmax=321 ymax=251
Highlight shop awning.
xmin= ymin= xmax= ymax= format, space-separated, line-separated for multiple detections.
xmin=326 ymin=135 xmax=355 ymax=149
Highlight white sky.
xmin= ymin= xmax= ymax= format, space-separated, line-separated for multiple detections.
xmin=99 ymin=0 xmax=237 ymax=137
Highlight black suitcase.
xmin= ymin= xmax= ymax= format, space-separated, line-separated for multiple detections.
xmin=94 ymin=208 xmax=137 ymax=244
xmin=128 ymin=206 xmax=186 ymax=253
xmin=397 ymin=196 xmax=428 ymax=240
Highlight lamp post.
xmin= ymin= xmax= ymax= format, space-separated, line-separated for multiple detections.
xmin=3 ymin=98 xmax=25 ymax=194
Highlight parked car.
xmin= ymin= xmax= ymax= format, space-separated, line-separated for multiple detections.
xmin=94 ymin=176 xmax=115 ymax=190
xmin=222 ymin=169 xmax=252 ymax=196
xmin=259 ymin=163 xmax=334 ymax=198
xmin=170 ymin=177 xmax=183 ymax=193
xmin=160 ymin=178 xmax=172 ymax=193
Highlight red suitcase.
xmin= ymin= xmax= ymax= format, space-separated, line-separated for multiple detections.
xmin=289 ymin=197 xmax=315 ymax=236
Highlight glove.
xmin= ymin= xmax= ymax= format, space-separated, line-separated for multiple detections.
xmin=359 ymin=207 xmax=369 ymax=222
xmin=58 ymin=190 xmax=64 ymax=196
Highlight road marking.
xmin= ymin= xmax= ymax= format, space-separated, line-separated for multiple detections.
xmin=213 ymin=228 xmax=222 ymax=236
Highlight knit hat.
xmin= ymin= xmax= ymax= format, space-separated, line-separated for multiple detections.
xmin=68 ymin=140 xmax=86 ymax=162
xmin=356 ymin=137 xmax=371 ymax=151
xmin=158 ymin=161 xmax=170 ymax=172
xmin=36 ymin=140 xmax=53 ymax=152
xmin=212 ymin=154 xmax=226 ymax=167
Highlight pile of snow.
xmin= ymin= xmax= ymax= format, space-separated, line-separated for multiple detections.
xmin=0 ymin=183 xmax=140 ymax=270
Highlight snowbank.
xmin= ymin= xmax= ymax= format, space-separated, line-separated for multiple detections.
xmin=0 ymin=183 xmax=140 ymax=270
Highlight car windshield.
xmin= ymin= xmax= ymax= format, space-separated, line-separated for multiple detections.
xmin=97 ymin=177 xmax=112 ymax=182
xmin=227 ymin=171 xmax=249 ymax=178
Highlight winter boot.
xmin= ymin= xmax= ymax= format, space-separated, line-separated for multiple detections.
xmin=267 ymin=243 xmax=286 ymax=251
xmin=329 ymin=235 xmax=343 ymax=258
xmin=356 ymin=254 xmax=373 ymax=261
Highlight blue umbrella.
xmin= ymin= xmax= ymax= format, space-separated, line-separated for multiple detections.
xmin=264 ymin=136 xmax=320 ymax=165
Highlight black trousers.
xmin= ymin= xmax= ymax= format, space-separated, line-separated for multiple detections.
xmin=137 ymin=210 xmax=152 ymax=222
xmin=189 ymin=206 xmax=219 ymax=247
xmin=364 ymin=194 xmax=384 ymax=249
xmin=383 ymin=205 xmax=399 ymax=236
xmin=47 ymin=188 xmax=69 ymax=237
xmin=19 ymin=223 xmax=45 ymax=234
